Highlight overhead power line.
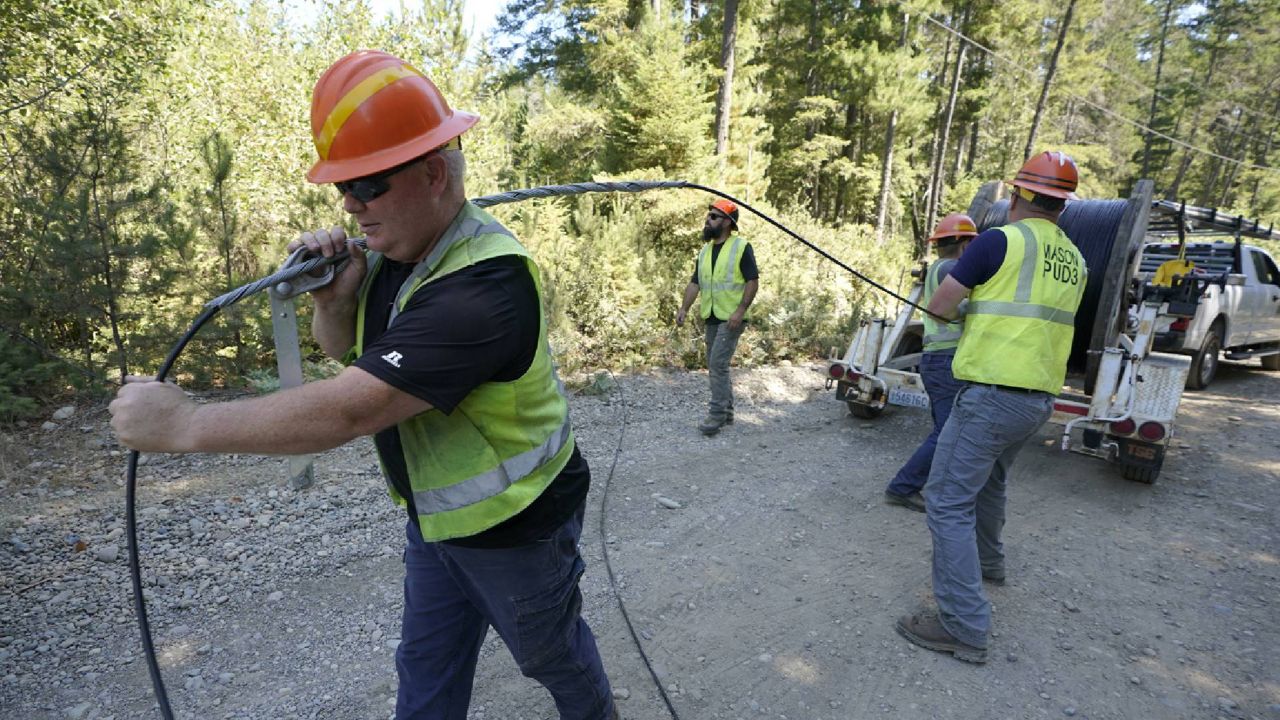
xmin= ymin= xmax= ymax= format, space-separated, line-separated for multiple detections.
xmin=921 ymin=14 xmax=1280 ymax=175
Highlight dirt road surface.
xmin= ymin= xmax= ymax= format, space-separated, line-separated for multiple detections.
xmin=2 ymin=360 xmax=1277 ymax=720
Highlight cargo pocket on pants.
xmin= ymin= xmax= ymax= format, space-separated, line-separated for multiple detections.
xmin=512 ymin=554 xmax=586 ymax=668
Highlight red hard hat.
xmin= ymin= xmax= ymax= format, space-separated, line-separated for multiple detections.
xmin=709 ymin=198 xmax=739 ymax=228
xmin=307 ymin=50 xmax=479 ymax=184
xmin=927 ymin=213 xmax=978 ymax=243
xmin=1010 ymin=150 xmax=1078 ymax=200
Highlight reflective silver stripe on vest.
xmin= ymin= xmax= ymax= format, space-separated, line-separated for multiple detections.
xmin=1010 ymin=222 xmax=1037 ymax=303
xmin=924 ymin=328 xmax=964 ymax=345
xmin=386 ymin=214 xmax=515 ymax=327
xmin=923 ymin=259 xmax=962 ymax=347
xmin=410 ymin=417 xmax=572 ymax=515
xmin=967 ymin=300 xmax=1076 ymax=326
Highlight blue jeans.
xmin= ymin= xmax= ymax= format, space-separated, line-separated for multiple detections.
xmin=886 ymin=350 xmax=962 ymax=497
xmin=396 ymin=509 xmax=615 ymax=720
xmin=923 ymin=383 xmax=1053 ymax=648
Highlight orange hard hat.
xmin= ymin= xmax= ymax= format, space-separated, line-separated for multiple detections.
xmin=306 ymin=50 xmax=479 ymax=184
xmin=1009 ymin=150 xmax=1078 ymax=200
xmin=927 ymin=213 xmax=978 ymax=243
xmin=709 ymin=198 xmax=740 ymax=228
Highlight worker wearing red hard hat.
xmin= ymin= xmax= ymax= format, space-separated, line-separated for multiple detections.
xmin=883 ymin=213 xmax=979 ymax=512
xmin=895 ymin=151 xmax=1086 ymax=665
xmin=111 ymin=50 xmax=618 ymax=719
xmin=676 ymin=197 xmax=761 ymax=436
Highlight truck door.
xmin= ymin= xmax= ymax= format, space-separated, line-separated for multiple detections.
xmin=1248 ymin=248 xmax=1280 ymax=343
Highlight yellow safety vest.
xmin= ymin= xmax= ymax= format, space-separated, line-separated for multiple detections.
xmin=922 ymin=259 xmax=963 ymax=352
xmin=697 ymin=236 xmax=747 ymax=320
xmin=952 ymin=219 xmax=1086 ymax=394
xmin=351 ymin=202 xmax=575 ymax=542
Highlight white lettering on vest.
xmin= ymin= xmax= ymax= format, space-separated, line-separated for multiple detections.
xmin=381 ymin=351 xmax=404 ymax=368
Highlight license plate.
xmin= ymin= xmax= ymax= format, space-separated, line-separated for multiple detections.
xmin=1125 ymin=443 xmax=1157 ymax=460
xmin=888 ymin=388 xmax=929 ymax=409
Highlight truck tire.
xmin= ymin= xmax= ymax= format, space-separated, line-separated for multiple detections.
xmin=847 ymin=402 xmax=882 ymax=419
xmin=1262 ymin=353 xmax=1280 ymax=371
xmin=1186 ymin=320 xmax=1223 ymax=390
xmin=1121 ymin=461 xmax=1160 ymax=484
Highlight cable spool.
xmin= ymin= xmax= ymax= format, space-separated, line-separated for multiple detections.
xmin=975 ymin=198 xmax=1131 ymax=372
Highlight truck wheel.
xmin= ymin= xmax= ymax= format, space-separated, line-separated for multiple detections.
xmin=1186 ymin=321 xmax=1223 ymax=390
xmin=1262 ymin=353 xmax=1280 ymax=371
xmin=1121 ymin=461 xmax=1160 ymax=484
xmin=847 ymin=402 xmax=882 ymax=419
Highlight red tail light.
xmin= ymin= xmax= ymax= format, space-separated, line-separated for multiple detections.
xmin=1170 ymin=318 xmax=1189 ymax=332
xmin=845 ymin=368 xmax=862 ymax=382
xmin=1110 ymin=418 xmax=1136 ymax=435
xmin=1138 ymin=422 xmax=1166 ymax=441
xmin=828 ymin=363 xmax=845 ymax=379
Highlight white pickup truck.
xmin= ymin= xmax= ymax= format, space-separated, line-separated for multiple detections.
xmin=1138 ymin=241 xmax=1280 ymax=388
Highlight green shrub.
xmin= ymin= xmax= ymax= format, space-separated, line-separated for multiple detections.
xmin=0 ymin=343 xmax=66 ymax=422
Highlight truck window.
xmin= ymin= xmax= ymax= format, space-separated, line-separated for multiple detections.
xmin=1251 ymin=250 xmax=1280 ymax=286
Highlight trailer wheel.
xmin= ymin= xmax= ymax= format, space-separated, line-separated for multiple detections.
xmin=1121 ymin=461 xmax=1160 ymax=484
xmin=1186 ymin=320 xmax=1223 ymax=390
xmin=847 ymin=402 xmax=882 ymax=419
xmin=1261 ymin=352 xmax=1280 ymax=371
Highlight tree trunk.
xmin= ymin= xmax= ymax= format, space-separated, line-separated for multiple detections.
xmin=875 ymin=108 xmax=898 ymax=244
xmin=1024 ymin=0 xmax=1076 ymax=161
xmin=713 ymin=0 xmax=739 ymax=161
xmin=929 ymin=15 xmax=967 ymax=228
xmin=922 ymin=25 xmax=953 ymax=233
xmin=1140 ymin=0 xmax=1175 ymax=179
xmin=836 ymin=102 xmax=858 ymax=222
xmin=874 ymin=13 xmax=911 ymax=243
xmin=1201 ymin=110 xmax=1241 ymax=206
xmin=1167 ymin=46 xmax=1220 ymax=199
xmin=966 ymin=117 xmax=979 ymax=174
xmin=1249 ymin=96 xmax=1280 ymax=208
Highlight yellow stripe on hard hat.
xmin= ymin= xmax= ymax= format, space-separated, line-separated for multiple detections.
xmin=315 ymin=64 xmax=421 ymax=160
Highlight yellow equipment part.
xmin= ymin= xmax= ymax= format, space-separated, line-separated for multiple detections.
xmin=1152 ymin=241 xmax=1194 ymax=287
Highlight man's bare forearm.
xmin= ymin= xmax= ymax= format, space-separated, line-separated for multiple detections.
xmin=312 ymin=299 xmax=358 ymax=360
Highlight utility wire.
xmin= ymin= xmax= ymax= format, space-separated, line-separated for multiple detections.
xmin=921 ymin=14 xmax=1280 ymax=175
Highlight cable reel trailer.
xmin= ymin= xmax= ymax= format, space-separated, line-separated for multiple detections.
xmin=828 ymin=179 xmax=1194 ymax=483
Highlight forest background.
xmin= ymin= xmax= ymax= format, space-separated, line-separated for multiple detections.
xmin=2 ymin=0 xmax=1279 ymax=420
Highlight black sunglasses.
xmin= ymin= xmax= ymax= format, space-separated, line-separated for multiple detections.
xmin=334 ymin=137 xmax=462 ymax=203
xmin=334 ymin=156 xmax=423 ymax=203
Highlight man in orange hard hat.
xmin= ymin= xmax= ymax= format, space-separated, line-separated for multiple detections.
xmin=675 ymin=198 xmax=760 ymax=435
xmin=110 ymin=51 xmax=618 ymax=719
xmin=895 ymin=151 xmax=1086 ymax=664
xmin=883 ymin=213 xmax=978 ymax=512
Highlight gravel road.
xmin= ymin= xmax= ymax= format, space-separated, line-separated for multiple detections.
xmin=1 ymin=359 xmax=1277 ymax=720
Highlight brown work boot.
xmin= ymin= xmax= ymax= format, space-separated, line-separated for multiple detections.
xmin=884 ymin=490 xmax=926 ymax=513
xmin=698 ymin=415 xmax=727 ymax=436
xmin=895 ymin=611 xmax=988 ymax=664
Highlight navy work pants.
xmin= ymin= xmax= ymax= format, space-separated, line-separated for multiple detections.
xmin=886 ymin=350 xmax=963 ymax=497
xmin=395 ymin=508 xmax=615 ymax=719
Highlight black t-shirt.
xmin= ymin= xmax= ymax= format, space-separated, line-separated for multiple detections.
xmin=353 ymin=254 xmax=590 ymax=548
xmin=690 ymin=240 xmax=760 ymax=323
